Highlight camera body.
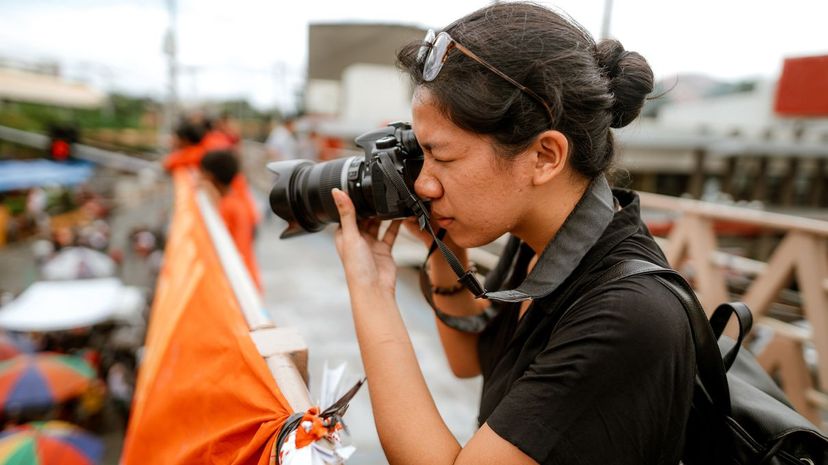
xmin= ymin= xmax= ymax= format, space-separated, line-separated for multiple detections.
xmin=268 ymin=122 xmax=423 ymax=238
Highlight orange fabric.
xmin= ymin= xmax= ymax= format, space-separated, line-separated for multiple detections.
xmin=163 ymin=145 xmax=206 ymax=172
xmin=121 ymin=171 xmax=290 ymax=465
xmin=202 ymin=130 xmax=235 ymax=151
xmin=220 ymin=180 xmax=262 ymax=290
xmin=294 ymin=407 xmax=340 ymax=449
xmin=231 ymin=174 xmax=262 ymax=225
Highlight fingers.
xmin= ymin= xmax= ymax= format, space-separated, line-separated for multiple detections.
xmin=383 ymin=220 xmax=402 ymax=246
xmin=365 ymin=218 xmax=381 ymax=238
xmin=332 ymin=188 xmax=359 ymax=240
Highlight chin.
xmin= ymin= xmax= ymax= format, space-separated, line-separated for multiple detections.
xmin=450 ymin=228 xmax=501 ymax=249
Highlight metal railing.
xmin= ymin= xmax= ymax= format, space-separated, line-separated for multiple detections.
xmin=0 ymin=125 xmax=159 ymax=174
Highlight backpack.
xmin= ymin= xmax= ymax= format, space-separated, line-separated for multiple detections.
xmin=595 ymin=259 xmax=828 ymax=465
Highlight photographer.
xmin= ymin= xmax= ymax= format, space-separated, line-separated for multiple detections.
xmin=330 ymin=3 xmax=694 ymax=465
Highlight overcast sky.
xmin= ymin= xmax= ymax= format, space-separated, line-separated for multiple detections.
xmin=0 ymin=0 xmax=826 ymax=111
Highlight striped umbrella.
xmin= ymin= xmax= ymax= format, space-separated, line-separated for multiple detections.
xmin=0 ymin=334 xmax=35 ymax=362
xmin=0 ymin=354 xmax=95 ymax=413
xmin=0 ymin=421 xmax=103 ymax=465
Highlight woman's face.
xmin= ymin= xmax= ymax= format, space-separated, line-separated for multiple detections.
xmin=412 ymin=88 xmax=533 ymax=248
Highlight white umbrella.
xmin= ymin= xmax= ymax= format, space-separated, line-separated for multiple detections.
xmin=0 ymin=278 xmax=144 ymax=332
xmin=41 ymin=246 xmax=116 ymax=280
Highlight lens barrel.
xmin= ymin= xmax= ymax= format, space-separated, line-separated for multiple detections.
xmin=268 ymin=157 xmax=366 ymax=238
xmin=268 ymin=123 xmax=421 ymax=238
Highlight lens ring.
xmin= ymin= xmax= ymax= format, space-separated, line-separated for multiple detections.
xmin=423 ymin=32 xmax=452 ymax=82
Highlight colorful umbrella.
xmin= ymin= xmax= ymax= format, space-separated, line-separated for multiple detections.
xmin=0 ymin=334 xmax=34 ymax=361
xmin=0 ymin=354 xmax=95 ymax=412
xmin=0 ymin=421 xmax=103 ymax=465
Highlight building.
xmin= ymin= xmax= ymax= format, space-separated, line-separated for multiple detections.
xmin=305 ymin=23 xmax=428 ymax=136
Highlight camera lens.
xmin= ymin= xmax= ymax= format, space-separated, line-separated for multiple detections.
xmin=268 ymin=157 xmax=369 ymax=238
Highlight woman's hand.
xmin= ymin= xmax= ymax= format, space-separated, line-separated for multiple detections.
xmin=332 ymin=188 xmax=402 ymax=298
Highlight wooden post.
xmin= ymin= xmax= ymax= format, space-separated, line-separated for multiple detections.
xmin=751 ymin=156 xmax=770 ymax=203
xmin=721 ymin=157 xmax=738 ymax=199
xmin=688 ymin=148 xmax=706 ymax=199
xmin=250 ymin=327 xmax=309 ymax=385
xmin=796 ymin=234 xmax=828 ymax=392
xmin=779 ymin=157 xmax=801 ymax=207
xmin=757 ymin=334 xmax=821 ymax=425
xmin=742 ymin=233 xmax=799 ymax=317
xmin=811 ymin=157 xmax=827 ymax=208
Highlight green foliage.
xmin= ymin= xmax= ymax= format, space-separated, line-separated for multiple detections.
xmin=0 ymin=93 xmax=159 ymax=132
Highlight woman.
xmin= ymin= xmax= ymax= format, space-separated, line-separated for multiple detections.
xmin=331 ymin=3 xmax=695 ymax=464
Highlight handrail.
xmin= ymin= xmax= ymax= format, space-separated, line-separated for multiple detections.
xmin=0 ymin=124 xmax=158 ymax=174
xmin=638 ymin=192 xmax=828 ymax=428
xmin=639 ymin=192 xmax=828 ymax=236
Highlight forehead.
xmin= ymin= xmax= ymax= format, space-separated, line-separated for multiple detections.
xmin=411 ymin=87 xmax=483 ymax=145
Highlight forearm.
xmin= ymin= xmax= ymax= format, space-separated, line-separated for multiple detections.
xmin=349 ymin=289 xmax=461 ymax=465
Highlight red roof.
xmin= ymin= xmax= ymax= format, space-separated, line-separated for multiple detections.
xmin=774 ymin=54 xmax=828 ymax=117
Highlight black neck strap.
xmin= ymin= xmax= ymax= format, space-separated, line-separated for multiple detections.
xmin=376 ymin=153 xmax=488 ymax=298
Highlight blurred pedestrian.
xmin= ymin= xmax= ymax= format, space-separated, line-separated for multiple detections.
xmin=199 ymin=150 xmax=262 ymax=290
xmin=265 ymin=116 xmax=298 ymax=161
xmin=162 ymin=118 xmax=206 ymax=172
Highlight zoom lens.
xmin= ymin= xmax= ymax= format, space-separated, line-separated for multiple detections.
xmin=268 ymin=157 xmax=370 ymax=238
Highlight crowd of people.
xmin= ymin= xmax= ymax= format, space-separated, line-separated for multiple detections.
xmin=161 ymin=110 xmax=346 ymax=291
xmin=162 ymin=112 xmax=263 ymax=288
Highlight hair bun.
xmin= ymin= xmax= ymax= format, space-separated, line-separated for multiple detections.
xmin=595 ymin=39 xmax=654 ymax=128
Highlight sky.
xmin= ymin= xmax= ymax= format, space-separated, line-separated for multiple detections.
xmin=0 ymin=0 xmax=826 ymax=112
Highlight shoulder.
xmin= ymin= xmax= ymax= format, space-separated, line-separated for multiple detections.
xmin=557 ymin=273 xmax=691 ymax=356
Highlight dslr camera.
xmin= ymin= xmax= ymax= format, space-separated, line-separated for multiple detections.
xmin=268 ymin=122 xmax=424 ymax=238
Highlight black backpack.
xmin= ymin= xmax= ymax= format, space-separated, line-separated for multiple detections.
xmin=595 ymin=260 xmax=828 ymax=465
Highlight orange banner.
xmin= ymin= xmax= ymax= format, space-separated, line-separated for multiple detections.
xmin=121 ymin=171 xmax=291 ymax=465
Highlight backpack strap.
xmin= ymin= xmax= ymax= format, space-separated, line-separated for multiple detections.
xmin=587 ymin=259 xmax=733 ymax=416
xmin=709 ymin=302 xmax=753 ymax=371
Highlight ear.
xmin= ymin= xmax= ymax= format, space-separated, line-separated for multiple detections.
xmin=531 ymin=130 xmax=569 ymax=186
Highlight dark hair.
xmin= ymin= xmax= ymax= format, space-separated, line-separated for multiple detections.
xmin=175 ymin=119 xmax=206 ymax=145
xmin=397 ymin=1 xmax=653 ymax=178
xmin=200 ymin=150 xmax=239 ymax=187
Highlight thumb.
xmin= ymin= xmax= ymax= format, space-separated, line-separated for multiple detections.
xmin=331 ymin=188 xmax=359 ymax=239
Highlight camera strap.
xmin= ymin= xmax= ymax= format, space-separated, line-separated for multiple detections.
xmin=375 ymin=153 xmax=488 ymax=298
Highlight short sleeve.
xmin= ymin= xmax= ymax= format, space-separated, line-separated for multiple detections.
xmin=486 ymin=276 xmax=694 ymax=465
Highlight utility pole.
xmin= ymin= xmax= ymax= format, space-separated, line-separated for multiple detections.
xmin=600 ymin=0 xmax=614 ymax=40
xmin=160 ymin=0 xmax=179 ymax=150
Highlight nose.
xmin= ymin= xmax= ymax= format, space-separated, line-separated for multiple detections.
xmin=414 ymin=162 xmax=443 ymax=201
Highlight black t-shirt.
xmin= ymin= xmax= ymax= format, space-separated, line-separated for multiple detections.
xmin=476 ymin=184 xmax=695 ymax=465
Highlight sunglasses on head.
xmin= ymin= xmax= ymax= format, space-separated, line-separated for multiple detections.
xmin=418 ymin=29 xmax=554 ymax=126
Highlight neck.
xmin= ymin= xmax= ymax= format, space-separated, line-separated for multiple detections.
xmin=513 ymin=174 xmax=591 ymax=254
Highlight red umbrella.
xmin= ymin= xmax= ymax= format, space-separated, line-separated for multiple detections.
xmin=0 ymin=354 xmax=95 ymax=413
xmin=0 ymin=421 xmax=103 ymax=464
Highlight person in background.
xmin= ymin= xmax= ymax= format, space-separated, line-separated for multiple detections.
xmin=265 ymin=116 xmax=298 ymax=161
xmin=200 ymin=113 xmax=262 ymax=234
xmin=199 ymin=150 xmax=262 ymax=290
xmin=162 ymin=119 xmax=207 ymax=172
xmin=201 ymin=115 xmax=235 ymax=152
xmin=215 ymin=110 xmax=241 ymax=149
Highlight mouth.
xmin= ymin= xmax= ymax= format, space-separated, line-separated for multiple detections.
xmin=432 ymin=212 xmax=454 ymax=228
